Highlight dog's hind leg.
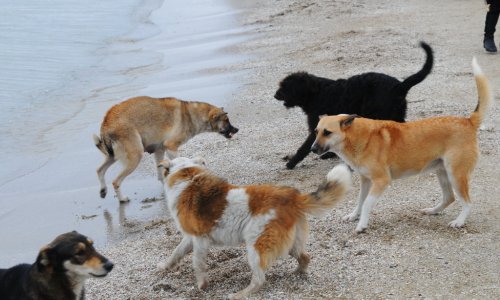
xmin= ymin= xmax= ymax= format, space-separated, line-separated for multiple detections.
xmin=447 ymin=171 xmax=472 ymax=228
xmin=112 ymin=140 xmax=142 ymax=202
xmin=153 ymin=149 xmax=166 ymax=181
xmin=289 ymin=218 xmax=310 ymax=274
xmin=355 ymin=176 xmax=389 ymax=233
xmin=343 ymin=175 xmax=371 ymax=222
xmin=97 ymin=156 xmax=116 ymax=198
xmin=158 ymin=236 xmax=193 ymax=271
xmin=192 ymin=237 xmax=210 ymax=290
xmin=422 ymin=166 xmax=455 ymax=215
xmin=228 ymin=245 xmax=266 ymax=300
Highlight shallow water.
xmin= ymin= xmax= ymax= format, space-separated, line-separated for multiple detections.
xmin=0 ymin=0 xmax=253 ymax=265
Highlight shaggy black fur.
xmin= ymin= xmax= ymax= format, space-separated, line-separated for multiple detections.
xmin=274 ymin=42 xmax=433 ymax=169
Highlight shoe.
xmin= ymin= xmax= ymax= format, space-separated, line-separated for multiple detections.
xmin=484 ymin=36 xmax=497 ymax=52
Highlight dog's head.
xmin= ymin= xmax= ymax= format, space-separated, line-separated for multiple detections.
xmin=274 ymin=72 xmax=320 ymax=108
xmin=158 ymin=157 xmax=207 ymax=181
xmin=311 ymin=114 xmax=358 ymax=155
xmin=208 ymin=107 xmax=238 ymax=139
xmin=35 ymin=231 xmax=113 ymax=279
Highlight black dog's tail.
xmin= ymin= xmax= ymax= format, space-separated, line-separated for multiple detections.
xmin=394 ymin=42 xmax=433 ymax=96
xmin=93 ymin=134 xmax=114 ymax=157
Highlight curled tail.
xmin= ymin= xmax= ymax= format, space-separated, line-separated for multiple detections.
xmin=93 ymin=134 xmax=114 ymax=157
xmin=302 ymin=164 xmax=352 ymax=217
xmin=394 ymin=41 xmax=434 ymax=96
xmin=470 ymin=57 xmax=493 ymax=129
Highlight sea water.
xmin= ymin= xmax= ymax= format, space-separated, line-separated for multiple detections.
xmin=0 ymin=0 xmax=252 ymax=265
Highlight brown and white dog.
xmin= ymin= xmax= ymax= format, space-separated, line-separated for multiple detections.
xmin=311 ymin=58 xmax=492 ymax=233
xmin=93 ymin=96 xmax=238 ymax=202
xmin=157 ymin=157 xmax=351 ymax=299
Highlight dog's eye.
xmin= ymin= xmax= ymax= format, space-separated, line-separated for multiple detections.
xmin=75 ymin=250 xmax=85 ymax=256
xmin=323 ymin=129 xmax=332 ymax=136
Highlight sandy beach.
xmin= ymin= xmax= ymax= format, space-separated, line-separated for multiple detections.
xmin=82 ymin=0 xmax=500 ymax=299
xmin=2 ymin=0 xmax=498 ymax=298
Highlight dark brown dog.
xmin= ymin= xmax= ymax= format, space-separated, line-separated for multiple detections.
xmin=0 ymin=231 xmax=113 ymax=300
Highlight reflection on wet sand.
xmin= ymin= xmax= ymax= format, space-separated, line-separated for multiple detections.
xmin=103 ymin=194 xmax=170 ymax=242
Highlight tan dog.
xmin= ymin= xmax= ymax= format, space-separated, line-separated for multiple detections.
xmin=311 ymin=58 xmax=492 ymax=233
xmin=157 ymin=157 xmax=351 ymax=299
xmin=93 ymin=96 xmax=238 ymax=202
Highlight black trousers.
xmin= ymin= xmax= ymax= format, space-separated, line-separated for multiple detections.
xmin=485 ymin=0 xmax=500 ymax=37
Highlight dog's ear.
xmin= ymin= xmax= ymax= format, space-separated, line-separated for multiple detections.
xmin=36 ymin=245 xmax=54 ymax=272
xmin=340 ymin=114 xmax=358 ymax=128
xmin=192 ymin=157 xmax=206 ymax=166
xmin=158 ymin=159 xmax=172 ymax=179
xmin=209 ymin=108 xmax=226 ymax=122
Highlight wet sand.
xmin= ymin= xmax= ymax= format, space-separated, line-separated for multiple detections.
xmin=0 ymin=0 xmax=254 ymax=265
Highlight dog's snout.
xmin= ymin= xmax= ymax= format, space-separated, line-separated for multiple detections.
xmin=103 ymin=261 xmax=114 ymax=272
xmin=232 ymin=126 xmax=239 ymax=134
xmin=311 ymin=143 xmax=320 ymax=154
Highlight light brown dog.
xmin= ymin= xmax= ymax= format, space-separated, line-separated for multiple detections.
xmin=311 ymin=58 xmax=492 ymax=233
xmin=93 ymin=96 xmax=238 ymax=202
xmin=158 ymin=157 xmax=351 ymax=299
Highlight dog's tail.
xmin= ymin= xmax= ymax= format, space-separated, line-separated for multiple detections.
xmin=394 ymin=41 xmax=433 ymax=96
xmin=469 ymin=57 xmax=493 ymax=129
xmin=302 ymin=164 xmax=351 ymax=217
xmin=93 ymin=134 xmax=114 ymax=157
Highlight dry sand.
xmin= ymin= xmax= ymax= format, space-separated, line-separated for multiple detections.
xmin=87 ymin=0 xmax=500 ymax=298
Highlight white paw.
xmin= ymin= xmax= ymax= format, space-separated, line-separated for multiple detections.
xmin=157 ymin=262 xmax=168 ymax=271
xmin=197 ymin=278 xmax=208 ymax=290
xmin=421 ymin=207 xmax=439 ymax=215
xmin=118 ymin=197 xmax=130 ymax=203
xmin=355 ymin=225 xmax=367 ymax=233
xmin=448 ymin=219 xmax=465 ymax=228
xmin=228 ymin=292 xmax=243 ymax=300
xmin=342 ymin=213 xmax=359 ymax=222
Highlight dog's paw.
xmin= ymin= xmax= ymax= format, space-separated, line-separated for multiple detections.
xmin=118 ymin=197 xmax=130 ymax=203
xmin=285 ymin=161 xmax=297 ymax=169
xmin=157 ymin=262 xmax=169 ymax=271
xmin=342 ymin=213 xmax=359 ymax=222
xmin=355 ymin=225 xmax=367 ymax=234
xmin=197 ymin=278 xmax=209 ymax=290
xmin=157 ymin=261 xmax=177 ymax=272
xmin=448 ymin=219 xmax=465 ymax=228
xmin=100 ymin=187 xmax=107 ymax=198
xmin=228 ymin=292 xmax=244 ymax=300
xmin=421 ymin=207 xmax=440 ymax=215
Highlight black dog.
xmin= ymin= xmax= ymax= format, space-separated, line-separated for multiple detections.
xmin=0 ymin=231 xmax=113 ymax=300
xmin=275 ymin=42 xmax=433 ymax=169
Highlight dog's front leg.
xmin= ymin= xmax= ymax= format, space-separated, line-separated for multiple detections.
xmin=286 ymin=133 xmax=316 ymax=169
xmin=154 ymin=149 xmax=166 ymax=181
xmin=355 ymin=177 xmax=389 ymax=233
xmin=158 ymin=236 xmax=193 ymax=271
xmin=343 ymin=176 xmax=371 ymax=222
xmin=192 ymin=238 xmax=210 ymax=289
